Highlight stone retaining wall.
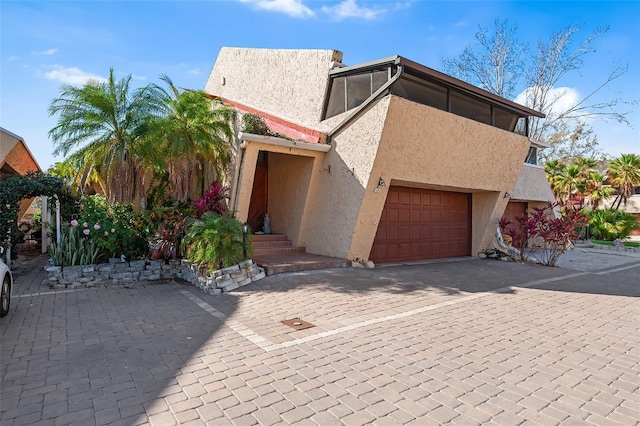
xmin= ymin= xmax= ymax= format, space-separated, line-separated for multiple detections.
xmin=177 ymin=259 xmax=265 ymax=295
xmin=45 ymin=258 xmax=265 ymax=292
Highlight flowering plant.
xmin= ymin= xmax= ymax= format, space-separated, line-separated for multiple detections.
xmin=513 ymin=202 xmax=588 ymax=266
xmin=194 ymin=183 xmax=229 ymax=218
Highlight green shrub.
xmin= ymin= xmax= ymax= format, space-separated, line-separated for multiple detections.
xmin=589 ymin=209 xmax=638 ymax=241
xmin=73 ymin=195 xmax=148 ymax=260
xmin=49 ymin=225 xmax=101 ymax=267
xmin=181 ymin=213 xmax=251 ymax=274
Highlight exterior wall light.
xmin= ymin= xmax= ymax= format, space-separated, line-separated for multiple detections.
xmin=374 ymin=177 xmax=386 ymax=193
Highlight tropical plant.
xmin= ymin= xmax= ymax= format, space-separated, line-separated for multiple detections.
xmin=194 ymin=183 xmax=229 ymax=218
xmin=513 ymin=203 xmax=588 ymax=266
xmin=588 ymin=209 xmax=638 ymax=241
xmin=145 ymin=75 xmax=236 ymax=202
xmin=48 ymin=69 xmax=156 ymax=206
xmin=49 ymin=225 xmax=101 ymax=267
xmin=181 ymin=213 xmax=250 ymax=274
xmin=584 ymin=171 xmax=615 ymax=209
xmin=608 ymin=153 xmax=640 ymax=209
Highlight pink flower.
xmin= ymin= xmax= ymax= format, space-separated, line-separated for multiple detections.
xmin=83 ymin=229 xmax=90 ymax=236
xmin=82 ymin=222 xmax=88 ymax=227
xmin=94 ymin=223 xmax=101 ymax=230
xmin=111 ymin=229 xmax=116 ymax=233
xmin=70 ymin=220 xmax=78 ymax=227
xmin=104 ymin=231 xmax=109 ymax=236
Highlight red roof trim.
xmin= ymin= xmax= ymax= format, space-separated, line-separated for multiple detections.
xmin=205 ymin=94 xmax=324 ymax=144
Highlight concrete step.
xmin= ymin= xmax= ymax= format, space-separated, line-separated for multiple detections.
xmin=253 ymin=253 xmax=350 ymax=276
xmin=253 ymin=246 xmax=306 ymax=256
xmin=252 ymin=234 xmax=288 ymax=242
xmin=252 ymin=240 xmax=293 ymax=248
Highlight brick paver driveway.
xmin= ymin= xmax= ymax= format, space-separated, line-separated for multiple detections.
xmin=1 ymin=254 xmax=639 ymax=425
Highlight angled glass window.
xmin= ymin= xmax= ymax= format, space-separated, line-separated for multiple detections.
xmin=525 ymin=146 xmax=538 ymax=165
xmin=390 ymin=75 xmax=447 ymax=110
xmin=324 ymin=67 xmax=391 ymax=119
xmin=325 ymin=76 xmax=346 ymax=119
xmin=450 ymin=91 xmax=492 ymax=125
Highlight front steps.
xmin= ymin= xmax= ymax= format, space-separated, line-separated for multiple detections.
xmin=251 ymin=234 xmax=306 ymax=256
xmin=251 ymin=234 xmax=349 ymax=275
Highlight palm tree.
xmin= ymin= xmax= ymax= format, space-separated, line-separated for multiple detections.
xmin=608 ymin=154 xmax=640 ymax=209
xmin=146 ymin=75 xmax=236 ymax=202
xmin=48 ymin=69 xmax=155 ymax=206
xmin=585 ymin=171 xmax=615 ymax=209
xmin=552 ymin=164 xmax=584 ymax=207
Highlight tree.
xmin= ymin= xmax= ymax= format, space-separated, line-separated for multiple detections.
xmin=608 ymin=153 xmax=640 ymax=209
xmin=145 ymin=76 xmax=236 ymax=202
xmin=442 ymin=19 xmax=527 ymax=99
xmin=584 ymin=170 xmax=615 ymax=209
xmin=48 ymin=69 xmax=155 ymax=206
xmin=442 ymin=21 xmax=631 ymax=162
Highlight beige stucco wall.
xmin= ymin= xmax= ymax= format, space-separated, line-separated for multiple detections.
xmin=303 ymin=97 xmax=390 ymax=258
xmin=205 ymin=47 xmax=342 ymax=126
xmin=510 ymin=163 xmax=555 ymax=203
xmin=306 ymin=95 xmax=530 ymax=260
xmin=268 ymin=153 xmax=315 ymax=245
xmin=233 ymin=140 xmax=326 ymax=247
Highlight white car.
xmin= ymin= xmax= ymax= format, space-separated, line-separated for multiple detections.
xmin=1 ymin=246 xmax=12 ymax=317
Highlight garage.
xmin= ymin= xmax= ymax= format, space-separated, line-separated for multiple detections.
xmin=369 ymin=186 xmax=471 ymax=263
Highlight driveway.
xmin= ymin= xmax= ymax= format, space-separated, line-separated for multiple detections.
xmin=1 ymin=250 xmax=639 ymax=425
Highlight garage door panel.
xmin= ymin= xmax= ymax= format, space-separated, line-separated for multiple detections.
xmin=370 ymin=187 xmax=470 ymax=263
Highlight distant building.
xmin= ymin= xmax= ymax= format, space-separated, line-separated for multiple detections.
xmin=1 ymin=127 xmax=42 ymax=221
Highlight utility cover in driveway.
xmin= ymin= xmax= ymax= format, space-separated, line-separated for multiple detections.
xmin=281 ymin=318 xmax=315 ymax=330
xmin=370 ymin=186 xmax=471 ymax=263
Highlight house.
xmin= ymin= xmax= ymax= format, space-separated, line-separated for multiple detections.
xmin=205 ymin=48 xmax=555 ymax=263
xmin=1 ymin=127 xmax=42 ymax=222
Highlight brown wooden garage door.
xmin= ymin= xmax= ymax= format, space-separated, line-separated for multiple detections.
xmin=369 ymin=187 xmax=471 ymax=263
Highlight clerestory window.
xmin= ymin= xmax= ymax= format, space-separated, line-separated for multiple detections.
xmin=323 ymin=57 xmax=540 ymax=138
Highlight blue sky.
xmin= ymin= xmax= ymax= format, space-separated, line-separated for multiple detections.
xmin=2 ymin=0 xmax=639 ymax=170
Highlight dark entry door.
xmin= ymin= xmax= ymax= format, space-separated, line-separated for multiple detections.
xmin=247 ymin=151 xmax=268 ymax=233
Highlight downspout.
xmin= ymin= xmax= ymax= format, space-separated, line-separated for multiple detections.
xmin=327 ymin=62 xmax=404 ymax=143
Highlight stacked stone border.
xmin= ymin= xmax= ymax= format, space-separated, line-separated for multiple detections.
xmin=45 ymin=258 xmax=265 ymax=293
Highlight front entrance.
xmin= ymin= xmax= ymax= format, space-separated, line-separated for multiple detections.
xmin=247 ymin=151 xmax=267 ymax=233
xmin=370 ymin=186 xmax=471 ymax=263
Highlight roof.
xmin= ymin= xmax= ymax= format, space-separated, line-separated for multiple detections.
xmin=330 ymin=55 xmax=545 ymax=119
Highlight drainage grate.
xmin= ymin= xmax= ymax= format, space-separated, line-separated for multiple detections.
xmin=281 ymin=318 xmax=315 ymax=330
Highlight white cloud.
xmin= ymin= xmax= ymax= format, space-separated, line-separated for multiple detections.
xmin=7 ymin=55 xmax=20 ymax=62
xmin=515 ymin=86 xmax=581 ymax=118
xmin=131 ymin=74 xmax=147 ymax=81
xmin=32 ymin=48 xmax=58 ymax=55
xmin=187 ymin=68 xmax=203 ymax=75
xmin=238 ymin=0 xmax=314 ymax=18
xmin=44 ymin=65 xmax=106 ymax=85
xmin=321 ymin=0 xmax=386 ymax=21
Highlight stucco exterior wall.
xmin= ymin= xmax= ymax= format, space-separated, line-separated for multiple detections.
xmin=205 ymin=48 xmax=342 ymax=126
xmin=268 ymin=153 xmax=314 ymax=245
xmin=233 ymin=140 xmax=327 ymax=248
xmin=345 ymin=96 xmax=530 ymax=260
xmin=510 ymin=164 xmax=555 ymax=203
xmin=303 ymin=99 xmax=390 ymax=258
